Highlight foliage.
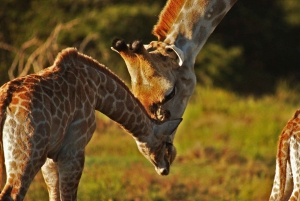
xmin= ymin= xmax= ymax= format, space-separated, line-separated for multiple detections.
xmin=199 ymin=0 xmax=300 ymax=94
xmin=24 ymin=85 xmax=300 ymax=200
xmin=0 ymin=0 xmax=161 ymax=84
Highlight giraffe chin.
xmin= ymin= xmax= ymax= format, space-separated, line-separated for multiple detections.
xmin=155 ymin=166 xmax=169 ymax=176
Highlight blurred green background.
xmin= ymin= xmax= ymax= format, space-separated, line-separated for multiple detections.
xmin=1 ymin=0 xmax=300 ymax=200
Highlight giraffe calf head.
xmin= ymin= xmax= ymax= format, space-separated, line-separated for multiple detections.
xmin=135 ymin=118 xmax=182 ymax=176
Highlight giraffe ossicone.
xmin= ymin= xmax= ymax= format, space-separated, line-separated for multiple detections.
xmin=0 ymin=48 xmax=181 ymax=200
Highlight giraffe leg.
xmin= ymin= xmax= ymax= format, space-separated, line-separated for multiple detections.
xmin=41 ymin=158 xmax=60 ymax=201
xmin=283 ymin=161 xmax=293 ymax=201
xmin=270 ymin=151 xmax=293 ymax=201
xmin=270 ymin=158 xmax=282 ymax=201
xmin=56 ymin=148 xmax=85 ymax=201
xmin=0 ymin=141 xmax=47 ymax=201
xmin=289 ymin=135 xmax=300 ymax=201
xmin=0 ymin=115 xmax=49 ymax=200
xmin=54 ymin=118 xmax=95 ymax=200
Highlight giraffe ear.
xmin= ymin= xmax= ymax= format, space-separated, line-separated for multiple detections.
xmin=155 ymin=118 xmax=182 ymax=138
xmin=166 ymin=45 xmax=185 ymax=66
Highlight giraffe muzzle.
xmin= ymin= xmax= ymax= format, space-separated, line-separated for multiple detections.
xmin=155 ymin=166 xmax=169 ymax=176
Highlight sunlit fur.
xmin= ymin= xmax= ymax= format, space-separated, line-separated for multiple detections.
xmin=152 ymin=0 xmax=186 ymax=41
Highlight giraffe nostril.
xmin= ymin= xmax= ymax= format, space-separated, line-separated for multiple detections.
xmin=160 ymin=168 xmax=169 ymax=176
xmin=155 ymin=167 xmax=169 ymax=176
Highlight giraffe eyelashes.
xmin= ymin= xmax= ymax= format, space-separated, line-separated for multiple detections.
xmin=165 ymin=141 xmax=173 ymax=146
xmin=163 ymin=87 xmax=176 ymax=103
xmin=148 ymin=87 xmax=175 ymax=121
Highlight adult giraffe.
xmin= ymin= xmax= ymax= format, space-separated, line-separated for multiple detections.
xmin=112 ymin=0 xmax=237 ymax=122
xmin=0 ymin=48 xmax=181 ymax=200
xmin=269 ymin=110 xmax=300 ymax=201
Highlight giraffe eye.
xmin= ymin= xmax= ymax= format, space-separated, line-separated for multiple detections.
xmin=165 ymin=48 xmax=179 ymax=62
xmin=164 ymin=87 xmax=176 ymax=103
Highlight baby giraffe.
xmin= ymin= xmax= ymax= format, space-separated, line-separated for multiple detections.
xmin=0 ymin=48 xmax=181 ymax=201
xmin=270 ymin=109 xmax=300 ymax=201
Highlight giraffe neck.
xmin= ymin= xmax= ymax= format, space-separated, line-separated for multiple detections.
xmin=155 ymin=0 xmax=237 ymax=65
xmin=55 ymin=48 xmax=153 ymax=140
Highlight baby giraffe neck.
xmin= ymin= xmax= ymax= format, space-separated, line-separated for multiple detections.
xmin=95 ymin=71 xmax=154 ymax=139
xmin=61 ymin=48 xmax=155 ymax=139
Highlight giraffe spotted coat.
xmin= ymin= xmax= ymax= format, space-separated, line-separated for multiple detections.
xmin=0 ymin=48 xmax=181 ymax=200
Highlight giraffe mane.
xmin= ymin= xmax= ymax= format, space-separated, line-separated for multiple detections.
xmin=152 ymin=0 xmax=185 ymax=41
xmin=54 ymin=48 xmax=130 ymax=94
xmin=54 ymin=48 xmax=154 ymax=121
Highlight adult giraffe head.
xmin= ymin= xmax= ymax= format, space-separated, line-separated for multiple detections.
xmin=112 ymin=0 xmax=237 ymax=123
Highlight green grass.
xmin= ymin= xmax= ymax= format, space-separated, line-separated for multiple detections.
xmin=24 ymin=84 xmax=300 ymax=200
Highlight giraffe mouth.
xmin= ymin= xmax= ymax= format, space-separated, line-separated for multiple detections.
xmin=153 ymin=156 xmax=170 ymax=176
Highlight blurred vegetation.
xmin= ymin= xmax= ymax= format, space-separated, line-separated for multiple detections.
xmin=1 ymin=0 xmax=300 ymax=95
xmin=25 ymin=85 xmax=300 ymax=200
xmin=1 ymin=0 xmax=300 ymax=200
xmin=196 ymin=0 xmax=300 ymax=94
xmin=0 ymin=0 xmax=162 ymax=83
